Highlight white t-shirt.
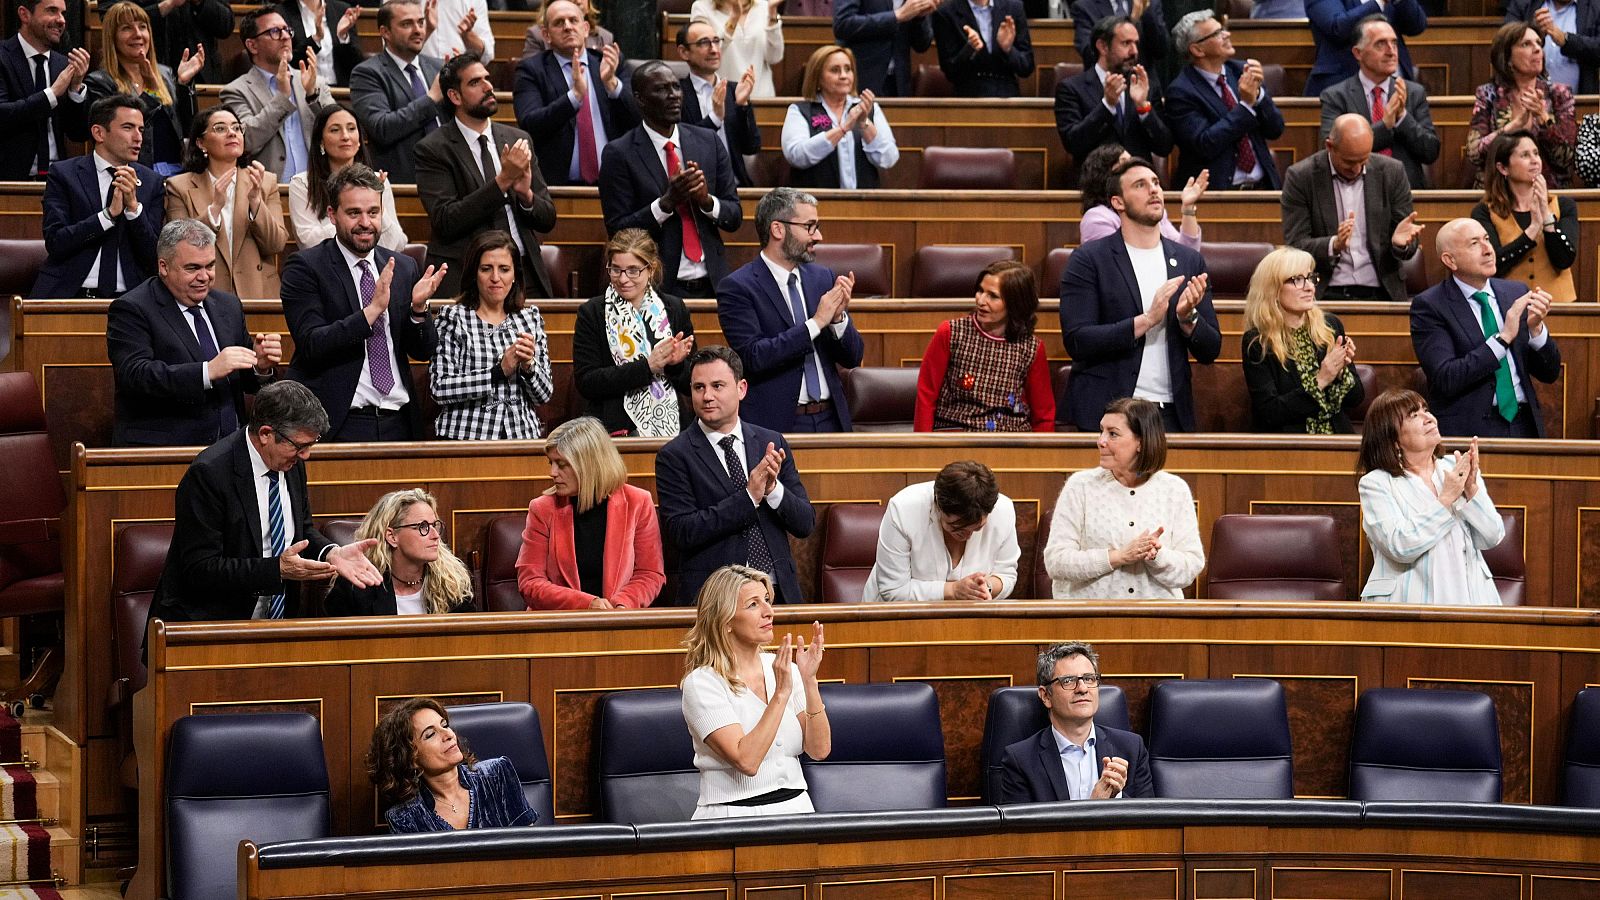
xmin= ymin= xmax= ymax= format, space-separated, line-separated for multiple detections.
xmin=680 ymin=654 xmax=807 ymax=805
xmin=1126 ymin=242 xmax=1174 ymax=403
xmin=394 ymin=585 xmax=426 ymax=615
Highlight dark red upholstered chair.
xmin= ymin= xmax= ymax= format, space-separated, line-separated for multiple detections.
xmin=817 ymin=504 xmax=885 ymax=602
xmin=919 ymin=147 xmax=1018 ymax=191
xmin=0 ymin=372 xmax=65 ymax=705
xmin=1199 ymin=242 xmax=1274 ymax=299
xmin=841 ymin=366 xmax=918 ymax=432
xmin=320 ymin=519 xmax=363 ymax=548
xmin=0 ymin=239 xmax=47 ymax=298
xmin=1052 ymin=364 xmax=1073 ymax=431
xmin=1261 ymin=64 xmax=1287 ymax=99
xmin=402 ymin=243 xmax=428 ymax=270
xmin=813 ymin=244 xmax=891 ymax=297
xmin=110 ymin=522 xmax=173 ymax=788
xmin=912 ymin=64 xmax=953 ymax=97
xmin=1042 ymin=247 xmax=1074 ymax=299
xmin=1031 ymin=505 xmax=1056 ymax=600
xmin=1481 ymin=509 xmax=1525 ymax=606
xmin=657 ymin=0 xmax=692 ymax=14
xmin=483 ymin=513 xmax=530 ymax=612
xmin=1206 ymin=514 xmax=1346 ymax=600
xmin=910 ymin=245 xmax=1015 ymax=297
xmin=1348 ymin=364 xmax=1378 ymax=428
xmin=540 ymin=244 xmax=577 ymax=298
xmin=1401 ymin=249 xmax=1430 ymax=297
xmin=1049 ymin=62 xmax=1084 ymax=99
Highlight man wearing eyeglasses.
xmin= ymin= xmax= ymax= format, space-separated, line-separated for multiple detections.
xmin=1165 ymin=9 xmax=1285 ymax=191
xmin=998 ymin=641 xmax=1153 ymax=803
xmin=676 ymin=20 xmax=761 ymax=187
xmin=220 ymin=7 xmax=337 ymax=180
xmin=150 ymin=379 xmax=385 ymax=625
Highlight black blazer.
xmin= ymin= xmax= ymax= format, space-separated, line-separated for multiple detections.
xmin=998 ymin=723 xmax=1154 ymax=803
xmin=348 ymin=50 xmax=446 ymax=184
xmin=0 ymin=36 xmax=90 ymax=179
xmin=325 ymin=572 xmax=476 ymax=616
xmin=1506 ymin=0 xmax=1600 ymax=94
xmin=150 ymin=428 xmax=334 ymax=623
xmin=413 ymin=119 xmax=557 ymax=297
xmin=598 ymin=123 xmax=742 ymax=296
xmin=1280 ymin=150 xmax=1417 ymax=302
xmin=832 ymin=0 xmax=935 ymax=97
xmin=512 ymin=48 xmax=640 ymax=186
xmin=1054 ymin=64 xmax=1173 ymax=162
xmin=106 ymin=277 xmax=266 ymax=446
xmin=279 ymin=239 xmax=439 ymax=438
xmin=83 ymin=66 xmax=194 ymax=171
xmin=1069 ymin=0 xmax=1166 ymax=66
xmin=280 ymin=0 xmax=366 ymax=86
xmin=679 ymin=75 xmax=760 ymax=186
xmin=571 ymin=291 xmax=695 ymax=435
xmin=655 ymin=421 xmax=815 ymax=605
xmin=1241 ymin=312 xmax=1365 ymax=434
xmin=1318 ymin=75 xmax=1439 ymax=189
xmin=931 ymin=0 xmax=1034 ymax=98
xmin=32 ymin=153 xmax=164 ymax=298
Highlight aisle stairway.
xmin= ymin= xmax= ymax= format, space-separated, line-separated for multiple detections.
xmin=0 ymin=705 xmax=80 ymax=900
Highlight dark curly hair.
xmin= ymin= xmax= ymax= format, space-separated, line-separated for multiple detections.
xmin=366 ymin=697 xmax=477 ymax=810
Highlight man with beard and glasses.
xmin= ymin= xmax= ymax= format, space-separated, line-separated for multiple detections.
xmin=415 ymin=51 xmax=556 ymax=298
xmin=0 ymin=0 xmax=91 ymax=180
xmin=280 ymin=163 xmax=446 ymax=441
xmin=714 ymin=187 xmax=864 ymax=433
xmin=1059 ymin=157 xmax=1220 ymax=433
xmin=1055 ymin=15 xmax=1172 ymax=164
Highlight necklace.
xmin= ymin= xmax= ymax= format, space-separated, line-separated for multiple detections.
xmin=395 ymin=572 xmax=423 ymax=588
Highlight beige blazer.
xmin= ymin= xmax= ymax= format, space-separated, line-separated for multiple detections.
xmin=163 ymin=169 xmax=288 ymax=299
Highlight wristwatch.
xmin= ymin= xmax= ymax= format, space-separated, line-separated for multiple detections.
xmin=1181 ymin=309 xmax=1201 ymax=326
xmin=1493 ymin=334 xmax=1512 ymax=349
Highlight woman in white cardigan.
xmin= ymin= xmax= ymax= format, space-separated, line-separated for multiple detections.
xmin=862 ymin=461 xmax=1020 ymax=602
xmin=1357 ymin=389 xmax=1505 ymax=605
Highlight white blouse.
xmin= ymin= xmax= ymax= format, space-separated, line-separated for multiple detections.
xmin=287 ymin=172 xmax=410 ymax=252
xmin=780 ymin=99 xmax=898 ymax=188
xmin=681 ymin=654 xmax=808 ymax=806
xmin=862 ymin=481 xmax=1020 ymax=601
xmin=689 ymin=0 xmax=785 ymax=98
xmin=1042 ymin=468 xmax=1205 ymax=600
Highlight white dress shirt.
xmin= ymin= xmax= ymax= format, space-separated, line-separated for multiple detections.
xmin=420 ymin=0 xmax=494 ymax=61
xmin=861 ymin=480 xmax=1020 ymax=601
xmin=83 ymin=150 xmax=143 ymax=292
xmin=17 ymin=32 xmax=85 ymax=168
xmin=688 ymin=72 xmax=731 ymax=156
xmin=294 ymin=0 xmax=349 ymax=87
xmin=644 ymin=124 xmax=718 ymax=283
xmin=780 ymin=97 xmax=899 ymax=189
xmin=688 ymin=0 xmax=784 ymax=98
xmin=335 ymin=240 xmax=412 ymax=410
xmin=1052 ymin=724 xmax=1105 ymax=800
xmin=756 ymin=250 xmax=849 ymax=403
xmin=175 ymin=296 xmax=223 ymax=389
xmin=453 ymin=116 xmax=529 ymax=260
xmin=697 ymin=418 xmax=785 ymax=509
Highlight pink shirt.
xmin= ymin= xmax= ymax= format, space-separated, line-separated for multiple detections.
xmin=1079 ymin=205 xmax=1201 ymax=250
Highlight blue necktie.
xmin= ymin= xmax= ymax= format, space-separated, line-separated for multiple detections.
xmin=186 ymin=305 xmax=238 ymax=437
xmin=270 ymin=73 xmax=309 ymax=178
xmin=266 ymin=470 xmax=287 ymax=619
xmin=787 ymin=272 xmax=823 ymax=402
xmin=406 ymin=64 xmax=438 ymax=135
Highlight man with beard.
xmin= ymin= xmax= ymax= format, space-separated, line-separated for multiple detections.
xmin=221 ymin=6 xmax=337 ymax=180
xmin=714 ymin=187 xmax=865 ymax=433
xmin=1059 ymin=157 xmax=1220 ymax=432
xmin=1055 ymin=16 xmax=1173 ymax=163
xmin=348 ymin=0 xmax=446 ymax=184
xmin=280 ymin=163 xmax=445 ymax=441
xmin=599 ymin=60 xmax=741 ymax=300
xmin=415 ymin=51 xmax=556 ymax=298
xmin=0 ymin=0 xmax=90 ymax=180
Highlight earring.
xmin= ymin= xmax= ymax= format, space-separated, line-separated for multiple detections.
xmin=319 ymin=145 xmax=326 ymax=156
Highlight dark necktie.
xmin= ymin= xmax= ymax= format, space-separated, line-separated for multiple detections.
xmin=33 ymin=55 xmax=51 ymax=174
xmin=573 ymin=59 xmax=600 ymax=183
xmin=1216 ymin=74 xmax=1258 ymax=175
xmin=265 ymin=471 xmax=287 ymax=619
xmin=98 ymin=166 xmax=121 ymax=296
xmin=357 ymin=260 xmax=396 ymax=395
xmin=186 ymin=305 xmax=239 ymax=437
xmin=664 ymin=140 xmax=703 ymax=262
xmin=406 ymin=64 xmax=437 ymax=134
xmin=477 ymin=134 xmax=498 ymax=188
xmin=719 ymin=434 xmax=775 ymax=576
xmin=787 ymin=272 xmax=823 ymax=401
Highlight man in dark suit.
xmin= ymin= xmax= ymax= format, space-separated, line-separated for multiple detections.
xmin=931 ymin=0 xmax=1034 ymax=97
xmin=716 ymin=187 xmax=865 ymax=433
xmin=1166 ymin=9 xmax=1285 ymax=190
xmin=32 ymin=94 xmax=163 ymax=299
xmin=415 ymin=52 xmax=556 ymax=297
xmin=106 ymin=219 xmax=282 ymax=446
xmin=279 ymin=164 xmax=445 ymax=441
xmin=1059 ymin=157 xmax=1220 ymax=433
xmin=833 ymin=0 xmax=938 ymax=97
xmin=1070 ymin=0 xmax=1166 ymax=69
xmin=1306 ymin=0 xmax=1425 ymax=97
xmin=1281 ymin=114 xmax=1425 ymax=302
xmin=599 ymin=61 xmax=741 ymax=300
xmin=1055 ymin=15 xmax=1172 ymax=162
xmin=1506 ymin=0 xmax=1599 ymax=94
xmin=1318 ymin=16 xmax=1439 ymax=189
xmin=513 ymin=0 xmax=635 ymax=186
xmin=281 ymin=0 xmax=364 ymax=86
xmin=999 ymin=641 xmax=1154 ymax=803
xmin=676 ymin=19 xmax=760 ymax=187
xmin=149 ymin=380 xmax=383 ymax=624
xmin=655 ymin=345 xmax=815 ymax=606
xmin=0 ymin=0 xmax=90 ymax=180
xmin=1411 ymin=217 xmax=1561 ymax=439
xmin=348 ymin=0 xmax=446 ymax=184
xmin=101 ymin=0 xmax=232 ymax=83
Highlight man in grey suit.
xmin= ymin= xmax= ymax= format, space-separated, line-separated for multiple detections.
xmin=1318 ymin=16 xmax=1439 ymax=189
xmin=220 ymin=7 xmax=336 ymax=181
xmin=1282 ymin=114 xmax=1427 ymax=303
xmin=348 ymin=0 xmax=447 ymax=184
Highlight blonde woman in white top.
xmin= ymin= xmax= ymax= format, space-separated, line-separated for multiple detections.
xmin=688 ymin=0 xmax=785 ymax=97
xmin=680 ymin=565 xmax=829 ymax=818
xmin=288 ymin=105 xmax=409 ymax=252
xmin=1043 ymin=397 xmax=1205 ymax=599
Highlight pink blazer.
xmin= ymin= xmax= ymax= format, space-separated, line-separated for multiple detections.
xmin=515 ymin=483 xmax=666 ymax=609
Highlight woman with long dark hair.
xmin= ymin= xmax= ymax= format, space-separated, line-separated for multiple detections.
xmin=367 ymin=697 xmax=537 ymax=832
xmin=288 ymin=104 xmax=409 ymax=251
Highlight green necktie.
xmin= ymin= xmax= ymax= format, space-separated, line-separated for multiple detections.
xmin=1471 ymin=290 xmax=1518 ymax=423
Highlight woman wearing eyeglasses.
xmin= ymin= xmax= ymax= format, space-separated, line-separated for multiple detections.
xmin=326 ymin=489 xmax=476 ymax=616
xmin=1241 ymin=246 xmax=1364 ymax=434
xmin=572 ymin=229 xmax=696 ymax=437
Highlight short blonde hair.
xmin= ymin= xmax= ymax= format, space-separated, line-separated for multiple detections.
xmin=801 ymin=45 xmax=857 ymax=100
xmin=682 ymin=565 xmax=774 ymax=692
xmin=542 ymin=416 xmax=627 ymax=512
xmin=1242 ymin=246 xmax=1336 ymax=367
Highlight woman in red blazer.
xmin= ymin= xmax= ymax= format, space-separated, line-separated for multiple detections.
xmin=516 ymin=416 xmax=666 ymax=609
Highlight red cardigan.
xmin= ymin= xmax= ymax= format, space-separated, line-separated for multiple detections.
xmin=514 ymin=483 xmax=666 ymax=609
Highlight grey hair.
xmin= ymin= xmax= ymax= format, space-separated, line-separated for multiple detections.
xmin=1353 ymin=13 xmax=1391 ymax=49
xmin=755 ymin=187 xmax=819 ymax=245
xmin=1036 ymin=641 xmax=1100 ymax=686
xmin=157 ymin=218 xmax=216 ymax=261
xmin=248 ymin=380 xmax=331 ymax=440
xmin=1171 ymin=9 xmax=1217 ymax=62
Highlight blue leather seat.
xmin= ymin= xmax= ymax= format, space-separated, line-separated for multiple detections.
xmin=594 ymin=688 xmax=698 ymax=824
xmin=445 ymin=702 xmax=555 ymax=826
xmin=1564 ymin=689 xmax=1600 ymax=807
xmin=1350 ymin=688 xmax=1501 ymax=803
xmin=978 ymin=684 xmax=1129 ymax=801
xmin=165 ymin=713 xmax=330 ymax=900
xmin=802 ymin=682 xmax=947 ymax=812
xmin=1147 ymin=679 xmax=1294 ymax=799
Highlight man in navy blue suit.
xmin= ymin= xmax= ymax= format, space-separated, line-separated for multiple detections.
xmin=833 ymin=0 xmax=938 ymax=97
xmin=1411 ymin=218 xmax=1561 ymax=439
xmin=1304 ymin=0 xmax=1425 ymax=97
xmin=1165 ymin=9 xmax=1285 ymax=191
xmin=656 ymin=346 xmax=816 ymax=605
xmin=999 ymin=641 xmax=1154 ymax=803
xmin=32 ymin=94 xmax=164 ymax=299
xmin=280 ymin=164 xmax=445 ymax=442
xmin=599 ymin=61 xmax=741 ymax=299
xmin=1055 ymin=15 xmax=1172 ymax=163
xmin=931 ymin=0 xmax=1034 ymax=97
xmin=1059 ymin=157 xmax=1220 ymax=433
xmin=513 ymin=0 xmax=637 ymax=186
xmin=675 ymin=20 xmax=761 ymax=187
xmin=0 ymin=0 xmax=90 ymax=180
xmin=716 ymin=187 xmax=866 ymax=433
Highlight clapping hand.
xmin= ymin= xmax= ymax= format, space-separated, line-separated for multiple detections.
xmin=794 ymin=621 xmax=825 ymax=680
xmin=299 ymin=46 xmax=319 ymax=94
xmin=996 ymin=15 xmax=1016 ymax=52
xmin=176 ymin=45 xmax=204 ymax=85
xmin=207 ymin=165 xmax=237 ymax=221
xmin=53 ymin=48 xmax=90 ymax=96
xmin=1439 ymin=451 xmax=1471 ymax=506
xmin=337 ymin=5 xmax=361 ymax=40
xmin=1127 ymin=65 xmax=1149 ymax=107
xmin=242 ymin=161 xmax=268 ymax=214
xmin=1316 ymin=334 xmax=1356 ymax=389
xmin=1173 ymin=273 xmax=1208 ymax=326
xmin=812 ymin=272 xmax=854 ymax=328
xmin=1462 ymin=437 xmax=1482 ymax=500
xmin=1091 ymin=756 xmax=1129 ymax=799
xmin=411 ymin=263 xmax=448 ymax=313
xmin=599 ymin=42 xmax=621 ymax=93
xmin=1523 ymin=286 xmax=1552 ymax=336
xmin=1102 ymin=70 xmax=1125 ymax=107
xmin=253 ymin=332 xmax=282 ymax=370
xmin=1390 ymin=212 xmax=1425 ymax=249
xmin=1180 ymin=168 xmax=1209 ymax=208
xmin=745 ymin=442 xmax=784 ymax=503
xmin=962 ymin=23 xmax=984 ymax=51
xmin=1382 ymin=78 xmax=1406 ymax=128
xmin=647 ymin=332 xmax=695 ymax=374
xmin=1112 ymin=526 xmax=1164 ymax=568
xmin=500 ymin=332 xmax=538 ymax=377
xmin=279 ymin=539 xmax=337 ymax=581
xmin=1238 ymin=59 xmax=1264 ymax=104
xmin=1333 ymin=211 xmax=1356 ymax=254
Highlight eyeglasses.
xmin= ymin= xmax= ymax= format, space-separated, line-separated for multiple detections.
xmin=684 ymin=36 xmax=723 ymax=49
xmin=1050 ymin=673 xmax=1101 ymax=690
xmin=1194 ymin=26 xmax=1229 ymax=44
xmin=207 ymin=122 xmax=245 ymax=135
xmin=778 ymin=219 xmax=821 ymax=235
xmin=392 ymin=520 xmax=446 ymax=537
xmin=1283 ymin=273 xmax=1321 ymax=288
xmin=606 ymin=264 xmax=648 ymax=280
xmin=255 ymin=25 xmax=292 ymax=39
xmin=273 ymin=431 xmax=319 ymax=454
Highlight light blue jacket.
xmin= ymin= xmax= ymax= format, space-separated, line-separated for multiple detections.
xmin=1358 ymin=456 xmax=1504 ymax=605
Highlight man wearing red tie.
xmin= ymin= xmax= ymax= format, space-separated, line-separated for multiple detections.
xmin=1317 ymin=15 xmax=1439 ymax=189
xmin=598 ymin=60 xmax=742 ymax=299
